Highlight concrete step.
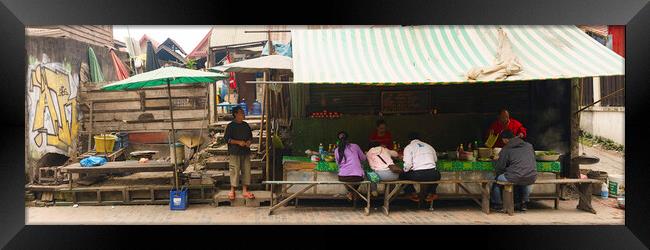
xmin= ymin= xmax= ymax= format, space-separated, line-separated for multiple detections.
xmin=206 ymin=144 xmax=261 ymax=154
xmin=212 ymin=190 xmax=271 ymax=207
xmin=217 ymin=115 xmax=262 ymax=121
xmin=214 ymin=130 xmax=267 ymax=140
xmin=208 ymin=119 xmax=262 ymax=130
xmin=205 ymin=157 xmax=265 ymax=169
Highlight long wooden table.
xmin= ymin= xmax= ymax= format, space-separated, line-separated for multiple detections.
xmin=280 ymin=156 xmax=563 ymax=214
xmin=263 ymin=180 xmax=373 ymax=215
xmin=61 ymin=161 xmax=174 ymax=189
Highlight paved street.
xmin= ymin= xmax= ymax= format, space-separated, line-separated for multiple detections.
xmin=27 ymin=198 xmax=623 ymax=225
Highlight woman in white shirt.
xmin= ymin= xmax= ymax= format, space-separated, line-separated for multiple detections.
xmin=400 ymin=132 xmax=441 ymax=203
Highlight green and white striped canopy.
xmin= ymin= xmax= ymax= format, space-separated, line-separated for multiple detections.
xmin=291 ymin=26 xmax=624 ymax=85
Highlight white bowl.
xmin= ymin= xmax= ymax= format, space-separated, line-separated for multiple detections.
xmin=535 ymin=151 xmax=561 ymax=161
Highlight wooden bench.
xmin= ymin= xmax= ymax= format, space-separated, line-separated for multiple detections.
xmin=380 ymin=179 xmax=494 ymax=215
xmin=496 ymin=178 xmax=602 ymax=216
xmin=262 ymin=180 xmax=373 ymax=216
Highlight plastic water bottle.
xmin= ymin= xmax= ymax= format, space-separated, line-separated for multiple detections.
xmin=318 ymin=143 xmax=324 ymax=157
xmin=601 ymin=181 xmax=609 ymax=199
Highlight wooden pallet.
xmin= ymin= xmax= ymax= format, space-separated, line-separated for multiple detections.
xmin=212 ymin=190 xmax=271 ymax=207
xmin=53 ymin=184 xmax=215 ymax=206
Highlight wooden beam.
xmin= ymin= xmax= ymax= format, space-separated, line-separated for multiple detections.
xmin=92 ymin=120 xmax=206 ymax=131
xmin=80 ymin=91 xmax=140 ymax=102
xmin=570 ymin=79 xmax=580 ymax=178
xmin=83 ymin=109 xmax=208 ymax=122
xmin=145 ymin=99 xmax=199 ymax=109
xmin=83 ymin=87 xmax=207 ymax=101
xmin=94 ymin=101 xmax=142 ymax=111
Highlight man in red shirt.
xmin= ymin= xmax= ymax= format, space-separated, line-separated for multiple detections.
xmin=369 ymin=119 xmax=393 ymax=149
xmin=486 ymin=108 xmax=527 ymax=148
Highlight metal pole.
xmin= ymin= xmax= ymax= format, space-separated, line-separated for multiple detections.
xmin=265 ymin=74 xmax=271 ymax=191
xmin=574 ymin=87 xmax=625 ymax=114
xmin=88 ymin=101 xmax=93 ymax=152
xmin=258 ymin=72 xmax=267 ymax=154
xmin=167 ymin=79 xmax=179 ymax=190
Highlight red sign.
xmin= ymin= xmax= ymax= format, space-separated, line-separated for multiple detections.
xmin=225 ymin=54 xmax=237 ymax=89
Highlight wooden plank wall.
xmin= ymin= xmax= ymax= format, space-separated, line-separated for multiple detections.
xmin=79 ymin=83 xmax=210 ymax=133
xmin=38 ymin=25 xmax=114 ymax=48
xmin=306 ymin=83 xmax=531 ymax=115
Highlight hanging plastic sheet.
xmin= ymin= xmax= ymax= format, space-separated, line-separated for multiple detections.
xmin=262 ymin=41 xmax=292 ymax=57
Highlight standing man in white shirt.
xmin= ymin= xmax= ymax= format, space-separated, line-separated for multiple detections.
xmin=400 ymin=132 xmax=441 ymax=203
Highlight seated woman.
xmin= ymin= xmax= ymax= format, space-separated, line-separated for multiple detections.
xmin=369 ymin=119 xmax=393 ymax=149
xmin=334 ymin=131 xmax=367 ymax=201
xmin=366 ymin=141 xmax=401 ymax=196
xmin=400 ymin=132 xmax=441 ymax=203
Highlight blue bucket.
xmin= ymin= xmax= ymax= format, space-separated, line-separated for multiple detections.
xmin=170 ymin=187 xmax=188 ymax=210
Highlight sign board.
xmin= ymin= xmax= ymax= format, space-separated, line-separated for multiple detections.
xmin=381 ymin=91 xmax=430 ymax=114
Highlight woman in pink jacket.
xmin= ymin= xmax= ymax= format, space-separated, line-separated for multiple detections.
xmin=366 ymin=141 xmax=401 ymax=196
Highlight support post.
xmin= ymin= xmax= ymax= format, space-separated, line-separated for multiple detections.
xmin=167 ymin=79 xmax=179 ymax=190
xmin=88 ymin=101 xmax=94 ymax=152
xmin=570 ymin=78 xmax=581 ymax=178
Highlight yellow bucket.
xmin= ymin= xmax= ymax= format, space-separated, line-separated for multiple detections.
xmin=94 ymin=134 xmax=117 ymax=153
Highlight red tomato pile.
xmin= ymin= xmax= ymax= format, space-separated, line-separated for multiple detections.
xmin=310 ymin=110 xmax=341 ymax=119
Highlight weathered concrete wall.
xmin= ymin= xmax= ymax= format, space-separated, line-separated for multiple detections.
xmin=580 ymin=107 xmax=625 ymax=145
xmin=25 ymin=36 xmax=126 ymax=179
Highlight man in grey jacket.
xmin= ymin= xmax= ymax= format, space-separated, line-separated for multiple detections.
xmin=490 ymin=130 xmax=538 ymax=212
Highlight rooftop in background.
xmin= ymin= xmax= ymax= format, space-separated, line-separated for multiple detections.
xmin=160 ymin=38 xmax=187 ymax=56
xmin=186 ymin=28 xmax=212 ymax=59
xmin=577 ymin=25 xmax=609 ymax=37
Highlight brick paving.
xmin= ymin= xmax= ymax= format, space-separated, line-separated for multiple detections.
xmin=27 ymin=198 xmax=623 ymax=225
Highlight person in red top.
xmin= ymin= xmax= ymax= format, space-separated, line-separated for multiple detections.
xmin=486 ymin=108 xmax=527 ymax=148
xmin=369 ymin=119 xmax=393 ymax=149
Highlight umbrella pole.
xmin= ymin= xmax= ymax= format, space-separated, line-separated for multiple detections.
xmin=167 ymin=79 xmax=179 ymax=190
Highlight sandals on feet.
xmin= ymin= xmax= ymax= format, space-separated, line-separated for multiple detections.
xmin=242 ymin=192 xmax=255 ymax=199
xmin=425 ymin=194 xmax=439 ymax=202
xmin=228 ymin=191 xmax=236 ymax=200
xmin=408 ymin=194 xmax=420 ymax=203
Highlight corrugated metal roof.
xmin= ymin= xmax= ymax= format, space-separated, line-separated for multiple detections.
xmin=209 ymin=25 xmax=297 ymax=48
xmin=291 ymin=25 xmax=624 ymax=84
xmin=209 ymin=26 xmax=268 ymax=48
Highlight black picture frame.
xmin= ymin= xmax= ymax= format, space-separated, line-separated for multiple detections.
xmin=0 ymin=0 xmax=648 ymax=248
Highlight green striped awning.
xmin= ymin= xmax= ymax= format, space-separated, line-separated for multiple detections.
xmin=291 ymin=26 xmax=624 ymax=84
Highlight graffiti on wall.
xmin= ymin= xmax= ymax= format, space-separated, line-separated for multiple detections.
xmin=27 ymin=54 xmax=80 ymax=158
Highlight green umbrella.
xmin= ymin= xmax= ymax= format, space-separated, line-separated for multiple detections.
xmin=88 ymin=47 xmax=104 ymax=82
xmin=102 ymin=66 xmax=226 ymax=90
xmin=101 ymin=66 xmax=227 ymax=190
